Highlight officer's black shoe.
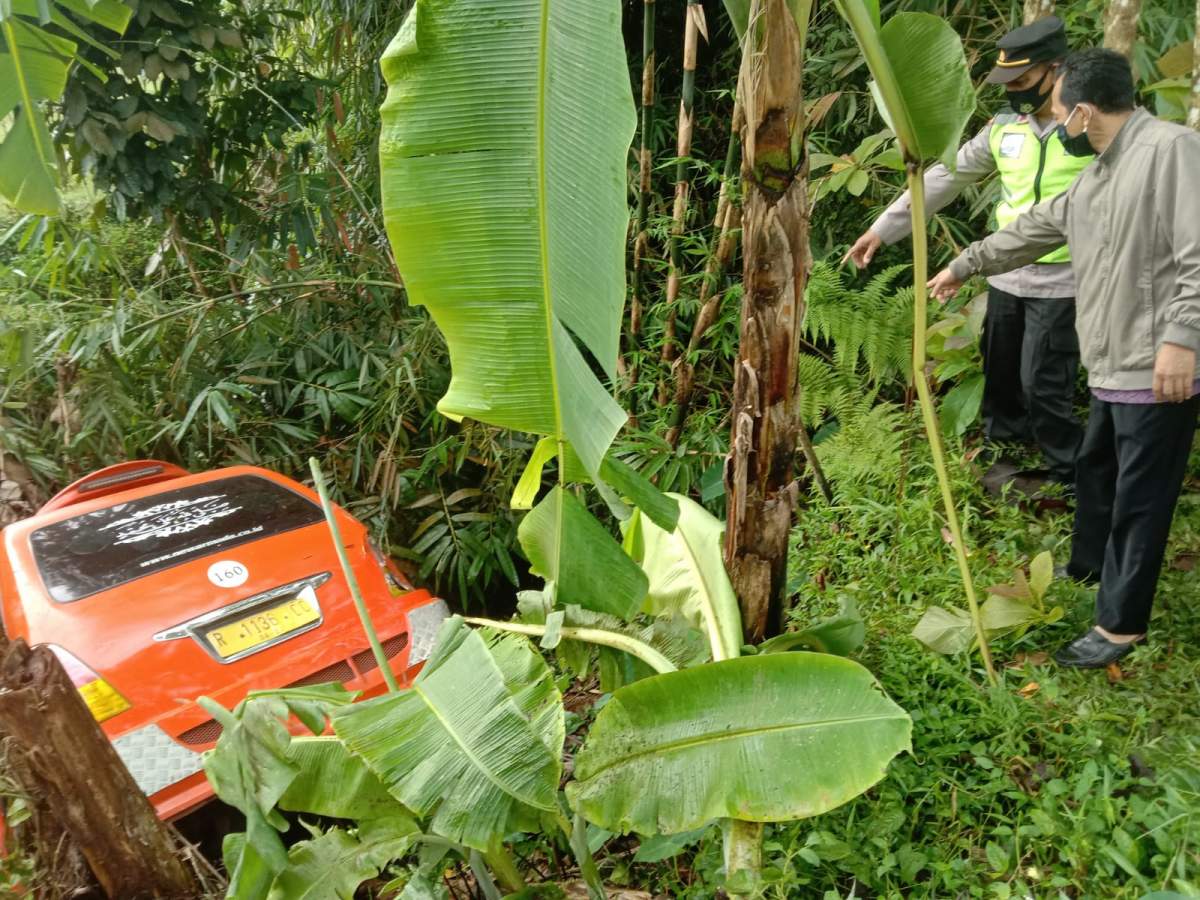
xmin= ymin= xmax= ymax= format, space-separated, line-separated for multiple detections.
xmin=1053 ymin=629 xmax=1141 ymax=668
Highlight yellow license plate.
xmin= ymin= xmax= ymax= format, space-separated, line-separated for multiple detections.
xmin=206 ymin=596 xmax=319 ymax=659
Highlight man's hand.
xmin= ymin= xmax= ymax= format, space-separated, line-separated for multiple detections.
xmin=927 ymin=268 xmax=963 ymax=303
xmin=1153 ymin=342 xmax=1196 ymax=403
xmin=843 ymin=230 xmax=883 ymax=270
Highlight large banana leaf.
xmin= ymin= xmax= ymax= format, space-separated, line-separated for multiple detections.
xmin=519 ymin=485 xmax=648 ymax=620
xmin=378 ymin=0 xmax=635 ymax=476
xmin=623 ymin=494 xmax=742 ymax=661
xmin=567 ymin=653 xmax=911 ymax=835
xmin=266 ymin=819 xmax=417 ymax=900
xmin=280 ymin=737 xmax=406 ymax=822
xmin=0 ymin=1 xmax=131 ymax=214
xmin=333 ymin=617 xmax=563 ymax=851
xmin=831 ymin=3 xmax=974 ymax=168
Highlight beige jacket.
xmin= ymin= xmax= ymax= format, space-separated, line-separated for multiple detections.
xmin=949 ymin=109 xmax=1200 ymax=390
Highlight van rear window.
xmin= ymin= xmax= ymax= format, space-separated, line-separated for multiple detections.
xmin=31 ymin=475 xmax=325 ymax=602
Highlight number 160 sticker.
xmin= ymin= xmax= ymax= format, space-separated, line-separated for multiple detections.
xmin=208 ymin=560 xmax=249 ymax=588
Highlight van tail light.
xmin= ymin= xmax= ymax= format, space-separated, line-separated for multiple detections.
xmin=48 ymin=646 xmax=131 ymax=724
xmin=368 ymin=537 xmax=414 ymax=595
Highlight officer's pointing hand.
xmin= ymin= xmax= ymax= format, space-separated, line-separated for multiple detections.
xmin=927 ymin=268 xmax=963 ymax=303
xmin=843 ymin=230 xmax=882 ymax=270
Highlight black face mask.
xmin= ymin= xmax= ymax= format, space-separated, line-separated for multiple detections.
xmin=1056 ymin=108 xmax=1096 ymax=157
xmin=1005 ymin=79 xmax=1052 ymax=116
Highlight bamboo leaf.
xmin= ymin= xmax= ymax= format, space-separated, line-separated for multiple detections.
xmin=378 ymin=0 xmax=635 ymax=476
xmin=567 ymin=654 xmax=911 ymax=834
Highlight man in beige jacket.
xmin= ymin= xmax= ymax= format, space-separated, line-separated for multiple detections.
xmin=929 ymin=49 xmax=1200 ymax=668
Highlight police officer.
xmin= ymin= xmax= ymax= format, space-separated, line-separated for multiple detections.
xmin=846 ymin=16 xmax=1091 ymax=488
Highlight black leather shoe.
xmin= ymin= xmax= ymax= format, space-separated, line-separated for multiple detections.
xmin=1053 ymin=629 xmax=1141 ymax=668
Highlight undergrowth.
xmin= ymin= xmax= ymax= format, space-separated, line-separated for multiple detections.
xmin=589 ymin=419 xmax=1200 ymax=899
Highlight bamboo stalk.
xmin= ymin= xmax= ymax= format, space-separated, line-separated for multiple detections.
xmin=657 ymin=1 xmax=706 ymax=405
xmin=309 ymin=457 xmax=400 ymax=692
xmin=628 ymin=0 xmax=657 ymax=411
xmin=905 ymin=169 xmax=996 ymax=683
xmin=665 ymin=101 xmax=744 ymax=448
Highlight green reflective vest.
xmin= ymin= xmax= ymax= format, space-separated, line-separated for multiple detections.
xmin=988 ymin=113 xmax=1093 ymax=264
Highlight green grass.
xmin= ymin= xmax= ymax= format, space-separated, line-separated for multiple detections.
xmin=605 ymin=421 xmax=1200 ymax=899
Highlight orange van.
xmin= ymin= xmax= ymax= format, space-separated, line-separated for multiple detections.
xmin=0 ymin=460 xmax=447 ymax=821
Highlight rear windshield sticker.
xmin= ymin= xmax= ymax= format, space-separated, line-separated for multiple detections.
xmin=30 ymin=475 xmax=324 ymax=603
xmin=100 ymin=496 xmax=241 ymax=546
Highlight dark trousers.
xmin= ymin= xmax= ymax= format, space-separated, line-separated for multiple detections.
xmin=1068 ymin=396 xmax=1199 ymax=634
xmin=981 ymin=288 xmax=1083 ymax=483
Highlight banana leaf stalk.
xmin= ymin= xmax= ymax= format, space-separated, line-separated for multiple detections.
xmin=831 ymin=0 xmax=996 ymax=682
xmin=656 ymin=0 xmax=706 ymax=405
xmin=461 ymin=617 xmax=678 ymax=674
xmin=905 ymin=173 xmax=996 ymax=681
xmin=628 ymin=0 xmax=657 ymax=409
xmin=309 ymin=457 xmax=400 ymax=692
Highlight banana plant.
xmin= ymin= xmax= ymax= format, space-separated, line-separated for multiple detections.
xmin=193 ymin=0 xmax=909 ymax=896
xmin=0 ymin=0 xmax=132 ymax=214
xmin=829 ymin=0 xmax=997 ymax=682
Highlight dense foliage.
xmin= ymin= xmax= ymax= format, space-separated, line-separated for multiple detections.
xmin=2 ymin=0 xmax=1200 ymax=896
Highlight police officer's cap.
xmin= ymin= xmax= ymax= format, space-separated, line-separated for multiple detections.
xmin=985 ymin=16 xmax=1069 ymax=85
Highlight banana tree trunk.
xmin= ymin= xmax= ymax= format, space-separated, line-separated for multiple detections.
xmin=657 ymin=1 xmax=706 ymax=405
xmin=1188 ymin=0 xmax=1200 ymax=131
xmin=1103 ymin=0 xmax=1142 ymax=59
xmin=0 ymin=639 xmax=199 ymax=898
xmin=1023 ymin=0 xmax=1055 ymax=24
xmin=628 ymin=0 xmax=657 ymax=411
xmin=724 ymin=0 xmax=809 ymax=644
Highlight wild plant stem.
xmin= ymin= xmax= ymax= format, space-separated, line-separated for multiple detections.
xmin=905 ymin=169 xmax=997 ymax=683
xmin=560 ymin=811 xmax=607 ymax=899
xmin=308 ymin=457 xmax=401 ymax=693
xmin=481 ymin=846 xmax=525 ymax=894
xmin=723 ymin=818 xmax=763 ymax=894
xmin=462 ymin=617 xmax=677 ymax=674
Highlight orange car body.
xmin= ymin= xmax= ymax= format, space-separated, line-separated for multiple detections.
xmin=0 ymin=461 xmax=447 ymax=822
